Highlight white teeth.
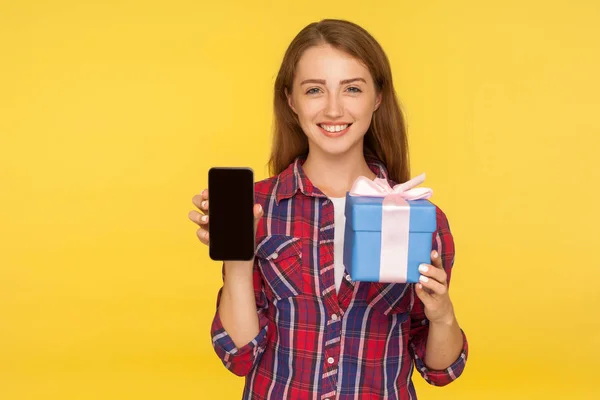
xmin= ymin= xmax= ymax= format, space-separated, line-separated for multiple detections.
xmin=320 ymin=124 xmax=349 ymax=133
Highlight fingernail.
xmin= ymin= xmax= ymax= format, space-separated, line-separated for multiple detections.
xmin=417 ymin=283 xmax=423 ymax=289
xmin=201 ymin=201 xmax=207 ymax=208
xmin=419 ymin=275 xmax=429 ymax=283
xmin=432 ymin=250 xmax=438 ymax=258
xmin=418 ymin=264 xmax=429 ymax=273
xmin=201 ymin=215 xmax=208 ymax=222
xmin=258 ymin=204 xmax=262 ymax=213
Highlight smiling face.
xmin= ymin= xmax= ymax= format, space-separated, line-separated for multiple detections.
xmin=286 ymin=44 xmax=382 ymax=158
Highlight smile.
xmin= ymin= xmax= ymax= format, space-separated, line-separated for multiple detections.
xmin=318 ymin=123 xmax=352 ymax=137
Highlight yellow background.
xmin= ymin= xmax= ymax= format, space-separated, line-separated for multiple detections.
xmin=1 ymin=0 xmax=599 ymax=399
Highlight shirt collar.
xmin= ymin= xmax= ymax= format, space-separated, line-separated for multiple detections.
xmin=275 ymin=155 xmax=391 ymax=204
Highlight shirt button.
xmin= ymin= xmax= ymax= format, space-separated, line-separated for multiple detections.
xmin=271 ymin=252 xmax=278 ymax=259
xmin=345 ymin=274 xmax=352 ymax=281
xmin=327 ymin=357 xmax=335 ymax=364
xmin=331 ymin=314 xmax=338 ymax=321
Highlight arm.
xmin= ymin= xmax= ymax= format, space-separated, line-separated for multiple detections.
xmin=218 ymin=260 xmax=261 ymax=347
xmin=424 ymin=311 xmax=464 ymax=371
xmin=408 ymin=207 xmax=468 ymax=386
xmin=190 ymin=190 xmax=268 ymax=377
xmin=210 ymin=259 xmax=270 ymax=376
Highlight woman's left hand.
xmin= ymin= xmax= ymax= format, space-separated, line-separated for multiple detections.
xmin=415 ymin=250 xmax=456 ymax=325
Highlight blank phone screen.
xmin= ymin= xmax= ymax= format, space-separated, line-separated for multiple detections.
xmin=208 ymin=168 xmax=255 ymax=261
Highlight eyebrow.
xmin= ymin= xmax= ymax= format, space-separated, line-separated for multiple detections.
xmin=300 ymin=77 xmax=367 ymax=85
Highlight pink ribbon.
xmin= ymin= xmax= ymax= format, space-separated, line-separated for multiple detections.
xmin=349 ymin=174 xmax=433 ymax=283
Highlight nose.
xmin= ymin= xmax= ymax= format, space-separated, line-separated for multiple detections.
xmin=324 ymin=93 xmax=343 ymax=119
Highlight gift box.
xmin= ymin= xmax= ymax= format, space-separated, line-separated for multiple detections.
xmin=342 ymin=174 xmax=437 ymax=284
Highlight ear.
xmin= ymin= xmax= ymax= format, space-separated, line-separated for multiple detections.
xmin=285 ymin=87 xmax=297 ymax=114
xmin=374 ymin=92 xmax=382 ymax=111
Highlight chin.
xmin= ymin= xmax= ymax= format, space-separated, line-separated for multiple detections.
xmin=312 ymin=138 xmax=363 ymax=157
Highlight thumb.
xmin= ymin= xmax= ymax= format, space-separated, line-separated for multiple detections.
xmin=253 ymin=204 xmax=263 ymax=231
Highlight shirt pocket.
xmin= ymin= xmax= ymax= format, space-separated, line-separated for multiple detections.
xmin=367 ymin=282 xmax=413 ymax=318
xmin=255 ymin=235 xmax=304 ymax=301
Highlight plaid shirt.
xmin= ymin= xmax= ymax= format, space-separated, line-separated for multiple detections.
xmin=211 ymin=156 xmax=468 ymax=399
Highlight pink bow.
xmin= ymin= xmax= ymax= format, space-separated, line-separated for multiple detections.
xmin=349 ymin=173 xmax=433 ymax=200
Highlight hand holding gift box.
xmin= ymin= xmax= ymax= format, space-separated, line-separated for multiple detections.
xmin=343 ymin=174 xmax=437 ymax=284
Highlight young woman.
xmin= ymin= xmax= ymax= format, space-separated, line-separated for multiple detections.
xmin=189 ymin=19 xmax=468 ymax=400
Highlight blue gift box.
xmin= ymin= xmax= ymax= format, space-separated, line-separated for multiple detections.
xmin=343 ymin=194 xmax=437 ymax=283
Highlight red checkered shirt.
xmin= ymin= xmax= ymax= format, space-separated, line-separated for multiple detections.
xmin=211 ymin=156 xmax=468 ymax=399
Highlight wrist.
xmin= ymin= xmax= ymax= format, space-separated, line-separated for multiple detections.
xmin=224 ymin=259 xmax=254 ymax=278
xmin=429 ymin=309 xmax=457 ymax=327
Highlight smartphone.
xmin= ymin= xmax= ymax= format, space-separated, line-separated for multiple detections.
xmin=208 ymin=167 xmax=255 ymax=261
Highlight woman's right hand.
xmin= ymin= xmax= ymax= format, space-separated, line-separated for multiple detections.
xmin=188 ymin=189 xmax=264 ymax=247
xmin=190 ymin=189 xmax=264 ymax=348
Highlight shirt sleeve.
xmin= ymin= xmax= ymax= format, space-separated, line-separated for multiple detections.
xmin=408 ymin=206 xmax=469 ymax=386
xmin=210 ymin=259 xmax=270 ymax=377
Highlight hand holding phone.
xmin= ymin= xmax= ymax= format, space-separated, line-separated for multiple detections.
xmin=189 ymin=167 xmax=264 ymax=261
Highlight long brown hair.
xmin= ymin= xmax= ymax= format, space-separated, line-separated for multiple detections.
xmin=268 ymin=19 xmax=410 ymax=184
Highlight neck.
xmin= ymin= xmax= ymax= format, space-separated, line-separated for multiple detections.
xmin=302 ymin=144 xmax=376 ymax=198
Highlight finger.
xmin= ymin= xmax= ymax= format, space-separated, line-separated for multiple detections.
xmin=192 ymin=193 xmax=209 ymax=211
xmin=199 ymin=199 xmax=208 ymax=212
xmin=196 ymin=228 xmax=209 ymax=245
xmin=192 ymin=194 xmax=203 ymax=209
xmin=417 ymin=281 xmax=435 ymax=296
xmin=418 ymin=274 xmax=447 ymax=296
xmin=253 ymin=204 xmax=263 ymax=220
xmin=253 ymin=204 xmax=263 ymax=230
xmin=418 ymin=263 xmax=447 ymax=285
xmin=188 ymin=210 xmax=208 ymax=226
xmin=431 ymin=250 xmax=443 ymax=269
xmin=415 ymin=283 xmax=434 ymax=302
